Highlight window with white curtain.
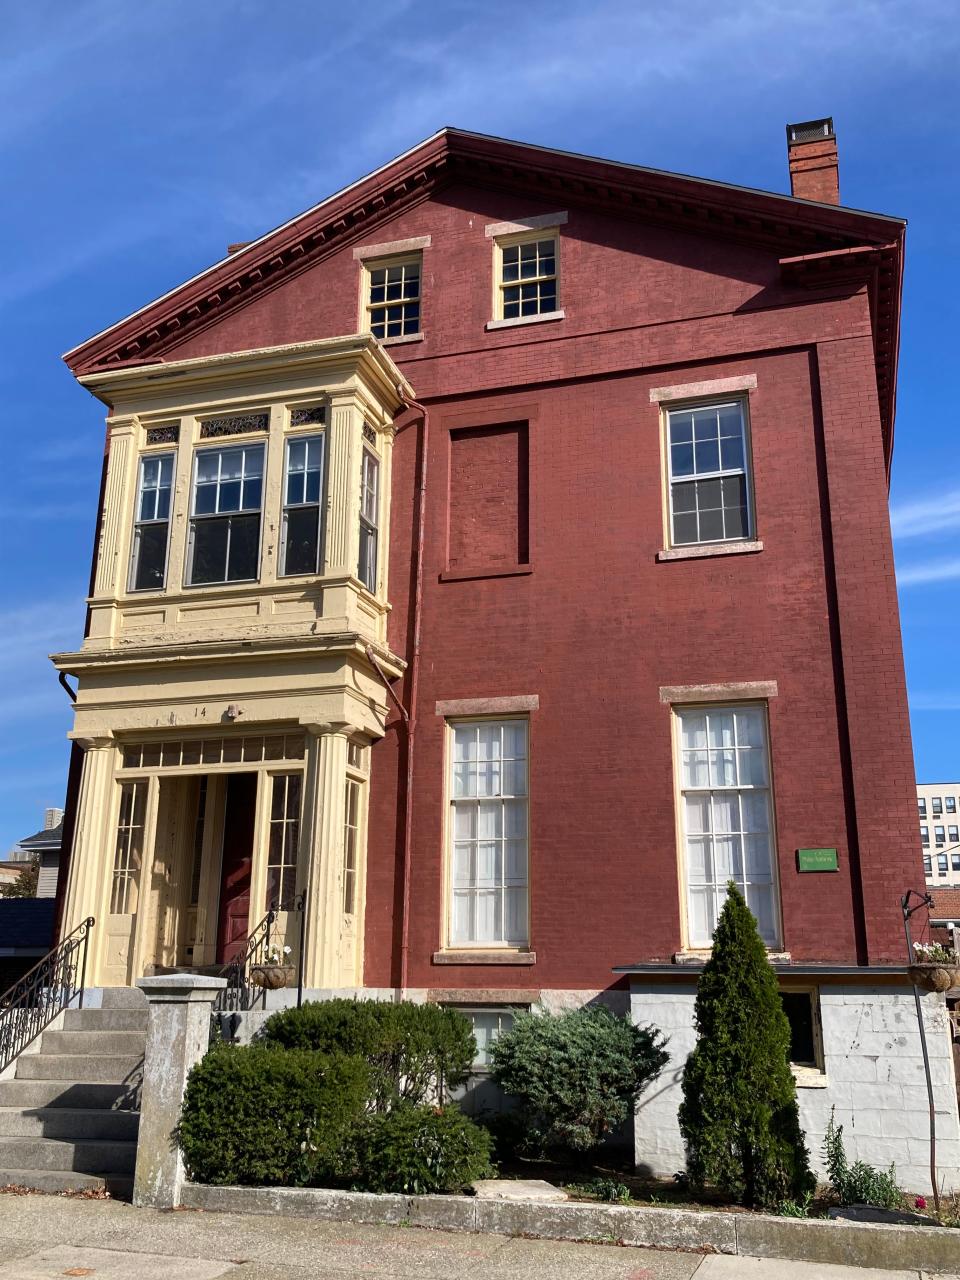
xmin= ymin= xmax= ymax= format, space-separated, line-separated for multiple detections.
xmin=676 ymin=705 xmax=779 ymax=947
xmin=448 ymin=719 xmax=528 ymax=948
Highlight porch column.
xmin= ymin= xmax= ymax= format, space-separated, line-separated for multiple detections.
xmin=60 ymin=737 xmax=116 ymax=944
xmin=300 ymin=724 xmax=350 ymax=989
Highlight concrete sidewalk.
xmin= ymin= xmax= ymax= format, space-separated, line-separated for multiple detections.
xmin=0 ymin=1193 xmax=953 ymax=1279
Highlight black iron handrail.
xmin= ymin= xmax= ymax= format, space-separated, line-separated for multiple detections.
xmin=213 ymin=891 xmax=306 ymax=1018
xmin=0 ymin=917 xmax=95 ymax=1073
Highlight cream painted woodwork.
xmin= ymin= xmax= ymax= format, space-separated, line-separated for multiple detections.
xmin=54 ymin=336 xmax=412 ymax=989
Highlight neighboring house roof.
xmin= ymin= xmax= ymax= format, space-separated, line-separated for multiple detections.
xmin=62 ymin=127 xmax=905 ymax=465
xmin=929 ymin=887 xmax=960 ymax=922
xmin=0 ymin=898 xmax=56 ymax=952
xmin=16 ymin=822 xmax=63 ymax=855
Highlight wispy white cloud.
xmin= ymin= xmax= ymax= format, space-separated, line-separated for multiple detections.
xmin=910 ymin=692 xmax=960 ymax=712
xmin=891 ymin=488 xmax=960 ymax=539
xmin=897 ymin=559 xmax=960 ymax=587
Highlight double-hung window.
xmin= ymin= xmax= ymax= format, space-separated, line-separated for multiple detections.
xmin=918 ymin=798 xmax=928 ymax=817
xmin=938 ymin=854 xmax=949 ymax=875
xmin=936 ymin=825 xmax=946 ymax=846
xmin=496 ymin=232 xmax=558 ymax=320
xmin=281 ymin=435 xmax=324 ymax=576
xmin=933 ymin=797 xmax=943 ymax=816
xmin=950 ymin=825 xmax=959 ymax=846
xmin=131 ymin=453 xmax=174 ymax=590
xmin=365 ymin=255 xmax=421 ymax=339
xmin=667 ymin=401 xmax=752 ymax=546
xmin=676 ymin=704 xmax=778 ymax=947
xmin=188 ymin=443 xmax=264 ymax=585
xmin=921 ymin=825 xmax=930 ymax=846
xmin=358 ymin=447 xmax=380 ymax=592
xmin=448 ymin=719 xmax=528 ymax=948
xmin=948 ymin=797 xmax=957 ymax=814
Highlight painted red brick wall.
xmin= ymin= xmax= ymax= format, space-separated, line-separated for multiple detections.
xmin=447 ymin=423 xmax=528 ymax=572
xmin=165 ymin=182 xmax=920 ymax=988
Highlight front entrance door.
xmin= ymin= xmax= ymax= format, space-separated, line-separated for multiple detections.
xmin=216 ymin=773 xmax=258 ymax=964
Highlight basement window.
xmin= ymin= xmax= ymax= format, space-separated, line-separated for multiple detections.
xmin=780 ymin=989 xmax=823 ymax=1073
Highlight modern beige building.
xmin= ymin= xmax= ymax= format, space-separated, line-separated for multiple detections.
xmin=918 ymin=782 xmax=960 ymax=886
xmin=53 ymin=336 xmax=410 ymax=992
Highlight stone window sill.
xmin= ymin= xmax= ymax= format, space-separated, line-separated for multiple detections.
xmin=673 ymin=950 xmax=791 ymax=965
xmin=432 ymin=950 xmax=537 ymax=966
xmin=792 ymin=1064 xmax=828 ymax=1089
xmin=380 ymin=332 xmax=424 ymax=347
xmin=485 ymin=310 xmax=565 ymax=332
xmin=439 ymin=564 xmax=533 ymax=583
xmin=658 ymin=540 xmax=763 ymax=563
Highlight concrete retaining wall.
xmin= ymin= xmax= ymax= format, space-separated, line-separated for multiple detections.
xmin=630 ymin=980 xmax=960 ymax=1193
xmin=179 ymin=1182 xmax=960 ymax=1273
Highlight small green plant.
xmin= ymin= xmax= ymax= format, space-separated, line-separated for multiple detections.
xmin=489 ymin=1005 xmax=667 ymax=1155
xmin=177 ymin=1044 xmax=368 ymax=1186
xmin=822 ymin=1110 xmax=902 ymax=1210
xmin=344 ymin=1104 xmax=494 ymax=1194
xmin=678 ymin=885 xmax=815 ymax=1210
xmin=260 ymin=999 xmax=475 ymax=1111
xmin=577 ymin=1176 xmax=632 ymax=1204
xmin=778 ymin=1190 xmax=814 ymax=1217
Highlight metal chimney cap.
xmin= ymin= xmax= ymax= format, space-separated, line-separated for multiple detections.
xmin=786 ymin=117 xmax=835 ymax=145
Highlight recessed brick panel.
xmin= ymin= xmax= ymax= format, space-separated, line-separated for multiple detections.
xmin=447 ymin=423 xmax=528 ymax=571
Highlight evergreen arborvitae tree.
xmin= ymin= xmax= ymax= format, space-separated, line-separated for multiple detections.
xmin=678 ymin=884 xmax=815 ymax=1209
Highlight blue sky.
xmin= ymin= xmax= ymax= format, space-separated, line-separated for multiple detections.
xmin=1 ymin=0 xmax=958 ymax=852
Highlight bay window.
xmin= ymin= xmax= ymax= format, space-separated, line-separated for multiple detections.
xmin=676 ymin=704 xmax=779 ymax=947
xmin=448 ymin=719 xmax=529 ymax=948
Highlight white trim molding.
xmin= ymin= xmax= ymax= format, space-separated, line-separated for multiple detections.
xmin=353 ymin=235 xmax=432 ymax=260
xmin=650 ymin=374 xmax=757 ymax=404
xmin=435 ymin=695 xmax=539 ymax=717
xmin=485 ymin=211 xmax=568 ymax=238
xmin=659 ymin=681 xmax=778 ymax=705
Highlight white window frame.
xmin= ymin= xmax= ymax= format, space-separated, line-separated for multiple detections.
xmin=664 ymin=399 xmax=754 ymax=548
xmin=445 ymin=717 xmax=530 ymax=951
xmin=358 ymin=446 xmax=380 ymax=593
xmin=280 ymin=432 xmax=325 ymax=577
xmin=493 ymin=228 xmax=560 ymax=322
xmin=453 ymin=1006 xmax=523 ymax=1072
xmin=674 ymin=702 xmax=781 ymax=950
xmin=129 ymin=451 xmax=176 ymax=592
xmin=265 ymin=771 xmax=302 ymax=909
xmin=362 ymin=252 xmax=422 ymax=341
xmin=186 ymin=441 xmax=265 ymax=587
xmin=343 ymin=747 xmax=368 ymax=916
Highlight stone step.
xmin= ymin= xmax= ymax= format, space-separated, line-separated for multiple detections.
xmin=0 ymin=1166 xmax=133 ymax=1197
xmin=0 ymin=1107 xmax=139 ymax=1141
xmin=63 ymin=1008 xmax=148 ymax=1032
xmin=0 ymin=1079 xmax=139 ymax=1110
xmin=0 ymin=1135 xmax=137 ymax=1175
xmin=41 ymin=1029 xmax=147 ymax=1056
xmin=99 ymin=988 xmax=147 ymax=1010
xmin=15 ymin=1054 xmax=143 ymax=1083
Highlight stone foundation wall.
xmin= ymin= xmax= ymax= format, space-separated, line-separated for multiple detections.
xmin=629 ymin=981 xmax=960 ymax=1194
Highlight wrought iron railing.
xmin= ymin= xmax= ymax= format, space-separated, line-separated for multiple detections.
xmin=213 ymin=892 xmax=306 ymax=1022
xmin=0 ymin=917 xmax=95 ymax=1073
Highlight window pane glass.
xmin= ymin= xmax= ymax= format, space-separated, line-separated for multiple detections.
xmin=191 ymin=518 xmax=228 ymax=584
xmin=283 ymin=506 xmax=320 ymax=576
xmin=134 ymin=522 xmax=169 ymax=591
xmin=226 ymin=513 xmax=261 ymax=581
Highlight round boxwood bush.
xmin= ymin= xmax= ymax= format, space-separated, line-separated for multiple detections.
xmin=177 ymin=1044 xmax=368 ymax=1186
xmin=345 ymin=1104 xmax=494 ymax=1194
xmin=260 ymin=999 xmax=475 ymax=1110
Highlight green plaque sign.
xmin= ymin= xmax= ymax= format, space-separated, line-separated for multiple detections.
xmin=797 ymin=847 xmax=839 ymax=872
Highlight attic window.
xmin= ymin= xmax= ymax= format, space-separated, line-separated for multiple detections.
xmin=364 ymin=254 xmax=421 ymax=340
xmin=497 ymin=231 xmax=558 ymax=320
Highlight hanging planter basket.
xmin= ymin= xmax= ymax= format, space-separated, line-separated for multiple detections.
xmin=249 ymin=964 xmax=294 ymax=990
xmin=908 ymin=963 xmax=960 ymax=993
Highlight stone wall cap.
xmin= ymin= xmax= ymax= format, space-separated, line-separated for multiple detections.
xmin=138 ymin=974 xmax=227 ymax=1001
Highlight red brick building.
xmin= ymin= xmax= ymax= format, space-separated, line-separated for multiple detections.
xmin=53 ymin=120 xmax=955 ymax=1187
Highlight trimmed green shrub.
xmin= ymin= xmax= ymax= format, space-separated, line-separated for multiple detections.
xmin=345 ymin=1104 xmax=494 ymax=1194
xmin=260 ymin=999 xmax=475 ymax=1111
xmin=678 ymin=885 xmax=815 ymax=1209
xmin=489 ymin=1005 xmax=668 ymax=1155
xmin=823 ymin=1109 xmax=902 ymax=1209
xmin=177 ymin=1044 xmax=368 ymax=1186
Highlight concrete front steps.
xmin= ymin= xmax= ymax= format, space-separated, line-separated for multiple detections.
xmin=0 ymin=989 xmax=145 ymax=1197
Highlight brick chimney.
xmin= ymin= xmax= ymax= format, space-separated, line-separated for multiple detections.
xmin=786 ymin=118 xmax=839 ymax=204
